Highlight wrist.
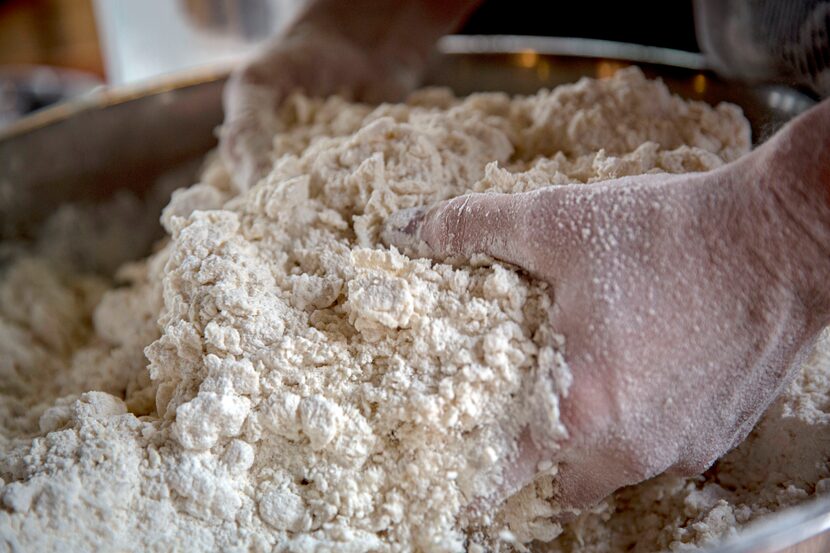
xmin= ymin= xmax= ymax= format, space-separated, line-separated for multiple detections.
xmin=290 ymin=0 xmax=480 ymax=73
xmin=743 ymin=106 xmax=830 ymax=324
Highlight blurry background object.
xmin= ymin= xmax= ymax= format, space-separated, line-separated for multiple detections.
xmin=0 ymin=0 xmax=104 ymax=75
xmin=0 ymin=0 xmax=306 ymax=127
xmin=0 ymin=0 xmax=104 ymax=126
xmin=93 ymin=0 xmax=302 ymax=85
xmin=2 ymin=0 xmax=703 ymax=87
xmin=0 ymin=65 xmax=99 ymax=126
xmin=6 ymin=0 xmax=824 ymax=127
xmin=695 ymin=0 xmax=830 ymax=97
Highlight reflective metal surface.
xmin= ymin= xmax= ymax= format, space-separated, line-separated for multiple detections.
xmin=0 ymin=36 xmax=825 ymax=552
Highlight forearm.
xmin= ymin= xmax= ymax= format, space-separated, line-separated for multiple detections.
xmin=766 ymin=99 xmax=830 ymax=207
xmin=291 ymin=0 xmax=481 ymax=67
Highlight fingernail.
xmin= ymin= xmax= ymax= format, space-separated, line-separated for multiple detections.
xmin=381 ymin=207 xmax=428 ymax=251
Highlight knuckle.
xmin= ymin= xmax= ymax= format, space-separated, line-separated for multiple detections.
xmin=669 ymin=450 xmax=720 ymax=477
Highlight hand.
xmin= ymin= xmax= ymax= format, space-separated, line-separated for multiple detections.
xmin=220 ymin=24 xmax=412 ymax=190
xmin=383 ymin=100 xmax=830 ymax=513
xmin=220 ymin=0 xmax=480 ymax=190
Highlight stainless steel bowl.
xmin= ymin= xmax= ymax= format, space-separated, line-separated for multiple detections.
xmin=0 ymin=36 xmax=826 ymax=553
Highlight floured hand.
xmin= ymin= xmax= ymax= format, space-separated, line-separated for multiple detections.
xmin=221 ymin=0 xmax=481 ymax=190
xmin=221 ymin=25 xmax=414 ymax=190
xmin=384 ymin=99 xmax=830 ymax=513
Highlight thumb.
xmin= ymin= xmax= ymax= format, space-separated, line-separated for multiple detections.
xmin=219 ymin=114 xmax=274 ymax=191
xmin=382 ymin=192 xmax=536 ymax=270
xmin=221 ymin=72 xmax=283 ymax=191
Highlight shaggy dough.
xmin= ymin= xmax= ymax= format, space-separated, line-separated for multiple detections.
xmin=3 ymin=68 xmax=825 ymax=552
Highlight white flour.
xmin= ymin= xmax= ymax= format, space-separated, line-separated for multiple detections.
xmin=2 ymin=68 xmax=827 ymax=552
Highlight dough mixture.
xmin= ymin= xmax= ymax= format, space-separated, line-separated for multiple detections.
xmin=2 ymin=68 xmax=829 ymax=552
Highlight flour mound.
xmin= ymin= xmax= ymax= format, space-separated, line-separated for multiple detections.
xmin=6 ymin=67 xmax=817 ymax=553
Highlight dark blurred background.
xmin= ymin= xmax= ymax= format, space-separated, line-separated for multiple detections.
xmin=0 ymin=0 xmax=103 ymax=76
xmin=462 ymin=0 xmax=699 ymax=51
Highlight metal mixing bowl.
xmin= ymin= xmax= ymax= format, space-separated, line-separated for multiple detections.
xmin=0 ymin=35 xmax=827 ymax=552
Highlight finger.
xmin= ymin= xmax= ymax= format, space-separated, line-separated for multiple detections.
xmin=219 ymin=116 xmax=273 ymax=191
xmin=382 ymin=192 xmax=538 ymax=271
xmin=220 ymin=73 xmax=282 ymax=190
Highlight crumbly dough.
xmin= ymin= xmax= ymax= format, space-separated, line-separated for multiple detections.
xmin=3 ymin=67 xmax=826 ymax=552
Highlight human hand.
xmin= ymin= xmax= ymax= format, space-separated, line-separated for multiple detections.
xmin=220 ymin=24 xmax=412 ymax=190
xmin=221 ymin=0 xmax=480 ymax=190
xmin=383 ymin=100 xmax=830 ymax=513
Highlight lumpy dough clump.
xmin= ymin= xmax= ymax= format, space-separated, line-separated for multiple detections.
xmin=3 ymin=68 xmax=828 ymax=552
